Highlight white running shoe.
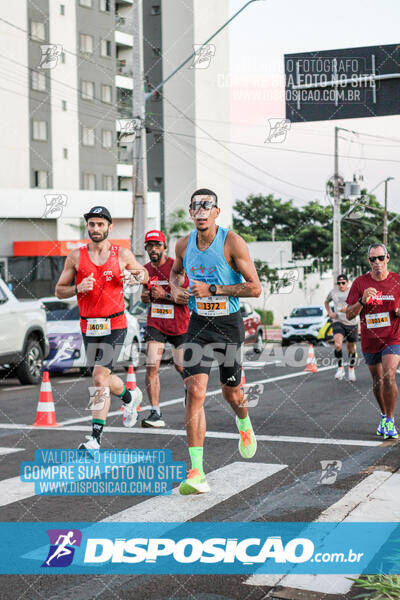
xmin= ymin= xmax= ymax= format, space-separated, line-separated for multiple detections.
xmin=78 ymin=435 xmax=100 ymax=450
xmin=123 ymin=387 xmax=143 ymax=428
xmin=335 ymin=367 xmax=345 ymax=380
xmin=348 ymin=368 xmax=356 ymax=382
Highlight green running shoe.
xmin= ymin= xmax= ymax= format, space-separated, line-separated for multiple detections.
xmin=384 ymin=418 xmax=399 ymax=440
xmin=236 ymin=417 xmax=257 ymax=459
xmin=376 ymin=416 xmax=386 ymax=436
xmin=179 ymin=469 xmax=210 ymax=495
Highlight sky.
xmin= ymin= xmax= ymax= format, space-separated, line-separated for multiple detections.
xmin=227 ymin=0 xmax=400 ymax=216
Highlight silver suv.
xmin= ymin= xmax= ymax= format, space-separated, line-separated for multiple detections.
xmin=0 ymin=278 xmax=49 ymax=384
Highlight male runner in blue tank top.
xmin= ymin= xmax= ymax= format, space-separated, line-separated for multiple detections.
xmin=170 ymin=188 xmax=262 ymax=495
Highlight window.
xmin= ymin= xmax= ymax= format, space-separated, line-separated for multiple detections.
xmin=34 ymin=170 xmax=48 ymax=188
xmin=80 ymin=34 xmax=93 ymax=54
xmin=62 ymin=100 xmax=67 ymax=111
xmin=99 ymin=0 xmax=111 ymax=12
xmin=81 ymin=80 xmax=94 ymax=100
xmin=151 ymin=5 xmax=161 ymax=15
xmin=31 ymin=21 xmax=45 ymax=41
xmin=31 ymin=71 xmax=46 ymax=91
xmin=61 ymin=51 xmax=66 ymax=63
xmin=63 ymin=148 xmax=68 ymax=159
xmin=100 ymin=39 xmax=112 ymax=57
xmin=32 ymin=120 xmax=47 ymax=141
xmin=153 ymin=177 xmax=162 ymax=187
xmin=102 ymin=130 xmax=112 ymax=149
xmin=101 ymin=84 xmax=112 ymax=103
xmin=79 ymin=0 xmax=92 ymax=7
xmin=60 ymin=4 xmax=65 ymax=15
xmin=83 ymin=173 xmax=96 ymax=190
xmin=82 ymin=126 xmax=95 ymax=146
xmin=103 ymin=175 xmax=113 ymax=190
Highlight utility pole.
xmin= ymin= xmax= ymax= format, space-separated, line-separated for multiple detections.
xmin=333 ymin=126 xmax=341 ymax=282
xmin=131 ymin=0 xmax=147 ymax=259
xmin=383 ymin=177 xmax=394 ymax=246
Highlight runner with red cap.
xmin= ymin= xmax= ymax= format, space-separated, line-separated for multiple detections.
xmin=140 ymin=229 xmax=190 ymax=427
xmin=55 ymin=206 xmax=148 ymax=449
xmin=346 ymin=243 xmax=400 ymax=440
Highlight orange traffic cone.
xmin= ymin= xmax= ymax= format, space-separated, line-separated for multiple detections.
xmin=240 ymin=368 xmax=246 ymax=387
xmin=32 ymin=371 xmax=59 ymax=426
xmin=123 ymin=364 xmax=141 ymax=411
xmin=304 ymin=344 xmax=318 ymax=373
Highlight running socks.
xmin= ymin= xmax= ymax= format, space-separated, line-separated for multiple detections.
xmin=237 ymin=414 xmax=251 ymax=432
xmin=152 ymin=405 xmax=161 ymax=416
xmin=189 ymin=447 xmax=204 ymax=475
xmin=349 ymin=352 xmax=357 ymax=368
xmin=119 ymin=386 xmax=132 ymax=404
xmin=92 ymin=419 xmax=105 ymax=443
xmin=334 ymin=349 xmax=343 ymax=367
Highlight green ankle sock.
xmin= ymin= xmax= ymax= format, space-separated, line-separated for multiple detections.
xmin=189 ymin=447 xmax=204 ymax=474
xmin=237 ymin=414 xmax=251 ymax=431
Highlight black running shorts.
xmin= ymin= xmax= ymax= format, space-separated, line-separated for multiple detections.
xmin=182 ymin=310 xmax=245 ymax=386
xmin=144 ymin=326 xmax=186 ymax=348
xmin=332 ymin=321 xmax=358 ymax=343
xmin=82 ymin=328 xmax=127 ymax=370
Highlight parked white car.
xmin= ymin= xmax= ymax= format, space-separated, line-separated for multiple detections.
xmin=281 ymin=305 xmax=326 ymax=346
xmin=41 ymin=297 xmax=141 ymax=373
xmin=0 ymin=278 xmax=49 ymax=384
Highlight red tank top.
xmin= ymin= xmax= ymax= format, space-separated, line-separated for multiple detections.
xmin=145 ymin=257 xmax=190 ymax=335
xmin=77 ymin=244 xmax=127 ymax=333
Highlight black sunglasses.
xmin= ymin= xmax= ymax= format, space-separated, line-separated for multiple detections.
xmin=190 ymin=200 xmax=217 ymax=211
xmin=337 ymin=281 xmax=347 ymax=285
xmin=368 ymin=255 xmax=386 ymax=262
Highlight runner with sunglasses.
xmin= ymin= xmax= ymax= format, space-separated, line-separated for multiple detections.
xmin=170 ymin=188 xmax=262 ymax=495
xmin=346 ymin=243 xmax=400 ymax=439
xmin=324 ymin=274 xmax=358 ymax=381
xmin=140 ymin=230 xmax=190 ymax=428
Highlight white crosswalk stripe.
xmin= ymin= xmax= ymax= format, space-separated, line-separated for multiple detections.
xmin=0 ymin=447 xmax=25 ymax=456
xmin=245 ymin=470 xmax=400 ymax=595
xmin=0 ymin=461 xmax=286 ymax=510
xmin=105 ymin=462 xmax=286 ymax=522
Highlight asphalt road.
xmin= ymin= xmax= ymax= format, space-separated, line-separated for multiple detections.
xmin=0 ymin=342 xmax=399 ymax=600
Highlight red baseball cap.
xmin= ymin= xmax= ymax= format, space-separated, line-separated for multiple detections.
xmin=144 ymin=230 xmax=166 ymax=244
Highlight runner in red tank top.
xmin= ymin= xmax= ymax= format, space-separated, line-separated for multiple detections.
xmin=55 ymin=206 xmax=148 ymax=450
xmin=140 ymin=230 xmax=190 ymax=428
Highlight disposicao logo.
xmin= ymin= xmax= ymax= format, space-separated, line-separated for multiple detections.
xmin=42 ymin=529 xmax=82 ymax=568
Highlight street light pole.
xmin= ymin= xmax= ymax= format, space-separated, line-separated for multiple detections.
xmin=333 ymin=126 xmax=341 ymax=282
xmin=383 ymin=177 xmax=394 ymax=246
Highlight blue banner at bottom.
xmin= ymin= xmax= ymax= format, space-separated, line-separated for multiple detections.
xmin=1 ymin=522 xmax=399 ymax=575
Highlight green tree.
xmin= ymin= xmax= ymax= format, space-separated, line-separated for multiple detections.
xmin=165 ymin=208 xmax=192 ymax=245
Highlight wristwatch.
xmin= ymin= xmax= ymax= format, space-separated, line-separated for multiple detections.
xmin=165 ymin=292 xmax=172 ymax=301
xmin=358 ymin=296 xmax=365 ymax=306
xmin=209 ymin=284 xmax=217 ymax=295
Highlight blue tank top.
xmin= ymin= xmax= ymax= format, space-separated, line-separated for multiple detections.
xmin=183 ymin=226 xmax=243 ymax=315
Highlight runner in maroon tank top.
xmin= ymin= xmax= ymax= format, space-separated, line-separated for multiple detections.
xmin=55 ymin=206 xmax=148 ymax=450
xmin=140 ymin=230 xmax=190 ymax=428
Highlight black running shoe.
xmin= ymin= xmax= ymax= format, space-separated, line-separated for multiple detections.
xmin=141 ymin=409 xmax=165 ymax=428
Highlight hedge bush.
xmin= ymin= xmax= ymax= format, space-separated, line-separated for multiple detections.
xmin=255 ymin=309 xmax=274 ymax=325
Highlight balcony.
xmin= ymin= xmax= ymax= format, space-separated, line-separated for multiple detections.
xmin=117 ymin=60 xmax=133 ymax=78
xmin=117 ymin=146 xmax=133 ymax=164
xmin=115 ymin=14 xmax=132 ymax=35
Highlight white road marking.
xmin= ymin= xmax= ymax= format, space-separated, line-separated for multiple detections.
xmin=246 ymin=471 xmax=398 ymax=594
xmin=1 ymin=385 xmax=36 ymax=392
xmin=0 ymin=421 xmax=380 ymax=448
xmin=56 ymin=365 xmax=337 ymax=426
xmin=0 ymin=476 xmax=34 ymax=506
xmin=22 ymin=462 xmax=287 ymax=562
xmin=105 ymin=462 xmax=286 ymax=522
xmin=0 ymin=447 xmax=25 ymax=456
